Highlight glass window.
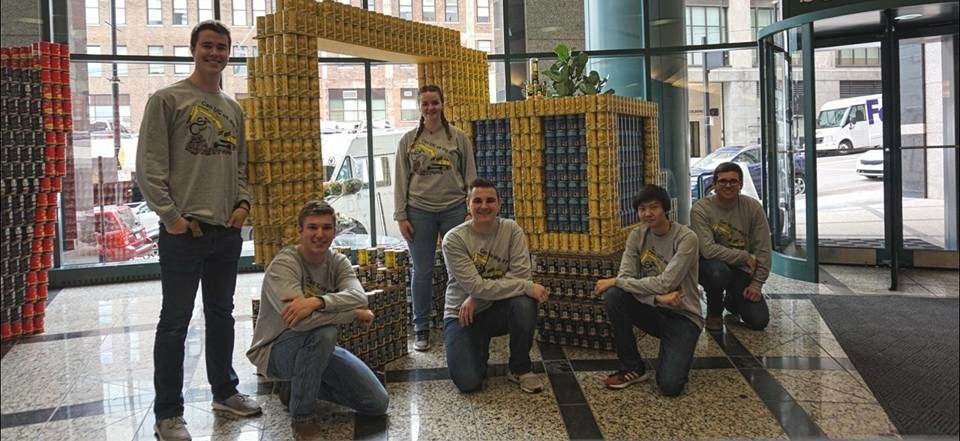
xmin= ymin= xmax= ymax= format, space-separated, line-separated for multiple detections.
xmin=477 ymin=39 xmax=491 ymax=53
xmin=837 ymin=47 xmax=881 ymax=66
xmin=86 ymin=0 xmax=100 ymax=25
xmin=422 ymin=0 xmax=435 ymax=21
xmin=233 ymin=45 xmax=248 ymax=75
xmin=87 ymin=45 xmax=102 ymax=77
xmin=116 ymin=0 xmax=126 ymax=25
xmin=686 ymin=6 xmax=726 ymax=66
xmin=401 ymin=88 xmax=419 ymax=120
xmin=445 ymin=0 xmax=458 ymax=22
xmin=233 ymin=0 xmax=247 ymax=26
xmin=399 ymin=0 xmax=412 ymax=19
xmin=366 ymin=0 xmax=375 ymax=11
xmin=198 ymin=0 xmax=213 ymax=21
xmin=173 ymin=0 xmax=187 ymax=25
xmin=174 ymin=46 xmax=190 ymax=74
xmin=147 ymin=0 xmax=163 ymax=25
xmin=116 ymin=46 xmax=127 ymax=76
xmin=88 ymin=94 xmax=132 ymax=128
xmin=328 ymin=88 xmax=386 ymax=123
xmin=148 ymin=46 xmax=164 ymax=74
xmin=477 ymin=0 xmax=490 ymax=23
xmin=253 ymin=0 xmax=267 ymax=17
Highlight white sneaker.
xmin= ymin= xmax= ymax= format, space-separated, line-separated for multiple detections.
xmin=154 ymin=416 xmax=191 ymax=441
xmin=507 ymin=372 xmax=544 ymax=394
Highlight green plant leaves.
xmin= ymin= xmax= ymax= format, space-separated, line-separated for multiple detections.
xmin=545 ymin=43 xmax=613 ymax=97
xmin=555 ymin=43 xmax=571 ymax=62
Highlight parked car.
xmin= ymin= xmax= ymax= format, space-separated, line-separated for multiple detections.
xmin=125 ymin=201 xmax=160 ymax=240
xmin=93 ymin=204 xmax=157 ymax=262
xmin=690 ymin=144 xmax=806 ymax=200
xmin=856 ymin=148 xmax=884 ymax=179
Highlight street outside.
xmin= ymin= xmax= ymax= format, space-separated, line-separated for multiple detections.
xmin=796 ymin=154 xmax=948 ymax=249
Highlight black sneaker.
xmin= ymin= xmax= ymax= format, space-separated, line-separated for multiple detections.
xmin=414 ymin=330 xmax=430 ymax=351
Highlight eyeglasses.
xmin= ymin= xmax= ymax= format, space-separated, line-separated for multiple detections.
xmin=715 ymin=179 xmax=741 ymax=187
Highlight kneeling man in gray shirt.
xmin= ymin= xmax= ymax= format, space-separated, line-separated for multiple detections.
xmin=442 ymin=178 xmax=549 ymax=394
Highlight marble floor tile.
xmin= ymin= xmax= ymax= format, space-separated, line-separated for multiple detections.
xmin=575 ymin=369 xmax=762 ymax=404
xmin=0 ymin=406 xmax=149 ymax=441
xmin=561 ymin=345 xmax=618 ymax=360
xmin=731 ymin=327 xmax=836 ymax=358
xmin=257 ymin=397 xmax=356 ymax=441
xmin=132 ymin=401 xmax=265 ymax=440
xmin=1 ymin=335 xmax=104 ymax=413
xmin=386 ymin=379 xmax=476 ymax=416
xmin=57 ymin=373 xmax=156 ymax=410
xmin=384 ymin=336 xmax=447 ymax=370
xmin=387 ymin=412 xmax=479 ymax=441
xmin=768 ymin=369 xmax=880 ymax=404
xmin=798 ymin=401 xmax=900 ymax=439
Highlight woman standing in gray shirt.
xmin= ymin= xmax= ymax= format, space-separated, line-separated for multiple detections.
xmin=393 ymin=85 xmax=478 ymax=351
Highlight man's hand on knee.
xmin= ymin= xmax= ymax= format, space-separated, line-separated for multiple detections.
xmin=527 ymin=283 xmax=549 ymax=304
xmin=459 ymin=296 xmax=478 ymax=326
xmin=742 ymin=286 xmax=762 ymax=302
xmin=595 ymin=278 xmax=616 ymax=297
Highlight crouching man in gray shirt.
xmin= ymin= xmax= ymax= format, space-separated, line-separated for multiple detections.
xmin=595 ymin=185 xmax=703 ymax=396
xmin=442 ymin=178 xmax=549 ymax=394
xmin=247 ymin=201 xmax=388 ymax=438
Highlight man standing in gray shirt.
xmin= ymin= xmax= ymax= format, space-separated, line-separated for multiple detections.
xmin=247 ymin=200 xmax=388 ymax=438
xmin=691 ymin=162 xmax=771 ymax=331
xmin=441 ymin=178 xmax=549 ymax=394
xmin=595 ymin=185 xmax=702 ymax=395
xmin=135 ymin=20 xmax=258 ymax=441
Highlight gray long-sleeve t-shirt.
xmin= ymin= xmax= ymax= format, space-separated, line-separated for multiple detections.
xmin=246 ymin=246 xmax=367 ymax=377
xmin=614 ymin=223 xmax=703 ymax=329
xmin=135 ymin=79 xmax=252 ymax=226
xmin=690 ymin=194 xmax=772 ymax=290
xmin=393 ymin=125 xmax=477 ymax=221
xmin=441 ymin=218 xmax=535 ymax=320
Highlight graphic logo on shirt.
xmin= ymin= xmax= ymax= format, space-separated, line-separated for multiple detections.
xmin=302 ymin=274 xmax=332 ymax=299
xmin=639 ymin=248 xmax=667 ymax=278
xmin=410 ymin=139 xmax=453 ymax=176
xmin=185 ymin=102 xmax=238 ymax=156
xmin=472 ymin=248 xmax=506 ymax=279
xmin=711 ymin=222 xmax=746 ymax=250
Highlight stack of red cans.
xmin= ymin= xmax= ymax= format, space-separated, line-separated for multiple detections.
xmin=0 ymin=42 xmax=70 ymax=340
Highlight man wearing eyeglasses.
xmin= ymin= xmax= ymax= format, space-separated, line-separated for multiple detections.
xmin=691 ymin=162 xmax=771 ymax=331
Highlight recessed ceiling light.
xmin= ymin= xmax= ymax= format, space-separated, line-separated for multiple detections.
xmin=894 ymin=13 xmax=923 ymax=21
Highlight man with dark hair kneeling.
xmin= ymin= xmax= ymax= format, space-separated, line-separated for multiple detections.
xmin=247 ymin=200 xmax=388 ymax=439
xmin=442 ymin=178 xmax=549 ymax=394
xmin=595 ymin=184 xmax=703 ymax=395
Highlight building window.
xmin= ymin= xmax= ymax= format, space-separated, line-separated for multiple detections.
xmin=198 ymin=0 xmax=213 ymax=21
xmin=115 ymin=46 xmax=127 ymax=76
xmin=233 ymin=0 xmax=247 ymax=26
xmin=401 ymin=88 xmax=419 ymax=120
xmin=444 ymin=0 xmax=458 ymax=22
xmin=686 ymin=6 xmax=726 ymax=66
xmin=148 ymin=46 xmax=164 ymax=74
xmin=88 ymin=94 xmax=132 ymax=129
xmin=85 ymin=0 xmax=99 ymax=25
xmin=366 ymin=0 xmax=375 ymax=11
xmin=476 ymin=40 xmax=491 ymax=53
xmin=751 ymin=8 xmax=774 ymax=66
xmin=116 ymin=0 xmax=126 ymax=25
xmin=837 ymin=48 xmax=881 ymax=66
xmin=328 ymin=89 xmax=386 ymax=123
xmin=87 ymin=45 xmax=101 ymax=77
xmin=422 ymin=0 xmax=435 ymax=21
xmin=253 ymin=0 xmax=266 ymax=17
xmin=147 ymin=0 xmax=163 ymax=25
xmin=173 ymin=0 xmax=187 ymax=24
xmin=233 ymin=46 xmax=248 ymax=75
xmin=398 ymin=0 xmax=412 ymax=19
xmin=476 ymin=0 xmax=489 ymax=23
xmin=174 ymin=46 xmax=191 ymax=75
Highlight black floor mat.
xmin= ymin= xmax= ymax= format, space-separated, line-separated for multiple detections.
xmin=812 ymin=295 xmax=959 ymax=436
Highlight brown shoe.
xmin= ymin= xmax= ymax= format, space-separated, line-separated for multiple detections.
xmin=292 ymin=419 xmax=323 ymax=440
xmin=705 ymin=315 xmax=723 ymax=331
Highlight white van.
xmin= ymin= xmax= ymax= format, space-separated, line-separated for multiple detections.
xmin=324 ymin=129 xmax=407 ymax=240
xmin=815 ymin=94 xmax=883 ymax=153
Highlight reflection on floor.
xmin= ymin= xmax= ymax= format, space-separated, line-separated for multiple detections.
xmin=1 ymin=265 xmax=956 ymax=440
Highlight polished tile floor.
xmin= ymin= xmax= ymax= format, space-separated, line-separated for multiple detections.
xmin=1 ymin=265 xmax=956 ymax=440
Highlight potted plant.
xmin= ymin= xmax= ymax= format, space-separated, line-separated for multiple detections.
xmin=542 ymin=43 xmax=615 ymax=97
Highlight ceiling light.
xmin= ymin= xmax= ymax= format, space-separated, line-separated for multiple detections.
xmin=894 ymin=13 xmax=923 ymax=21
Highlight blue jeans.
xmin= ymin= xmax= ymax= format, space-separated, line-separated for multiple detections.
xmin=268 ymin=326 xmax=389 ymax=421
xmin=407 ymin=204 xmax=467 ymax=332
xmin=699 ymin=258 xmax=770 ymax=330
xmin=154 ymin=224 xmax=242 ymax=419
xmin=443 ymin=295 xmax=538 ymax=393
xmin=604 ymin=287 xmax=701 ymax=397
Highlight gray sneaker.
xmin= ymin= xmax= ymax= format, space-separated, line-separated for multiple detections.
xmin=212 ymin=393 xmax=262 ymax=416
xmin=154 ymin=416 xmax=191 ymax=441
xmin=507 ymin=372 xmax=544 ymax=394
xmin=413 ymin=330 xmax=430 ymax=351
